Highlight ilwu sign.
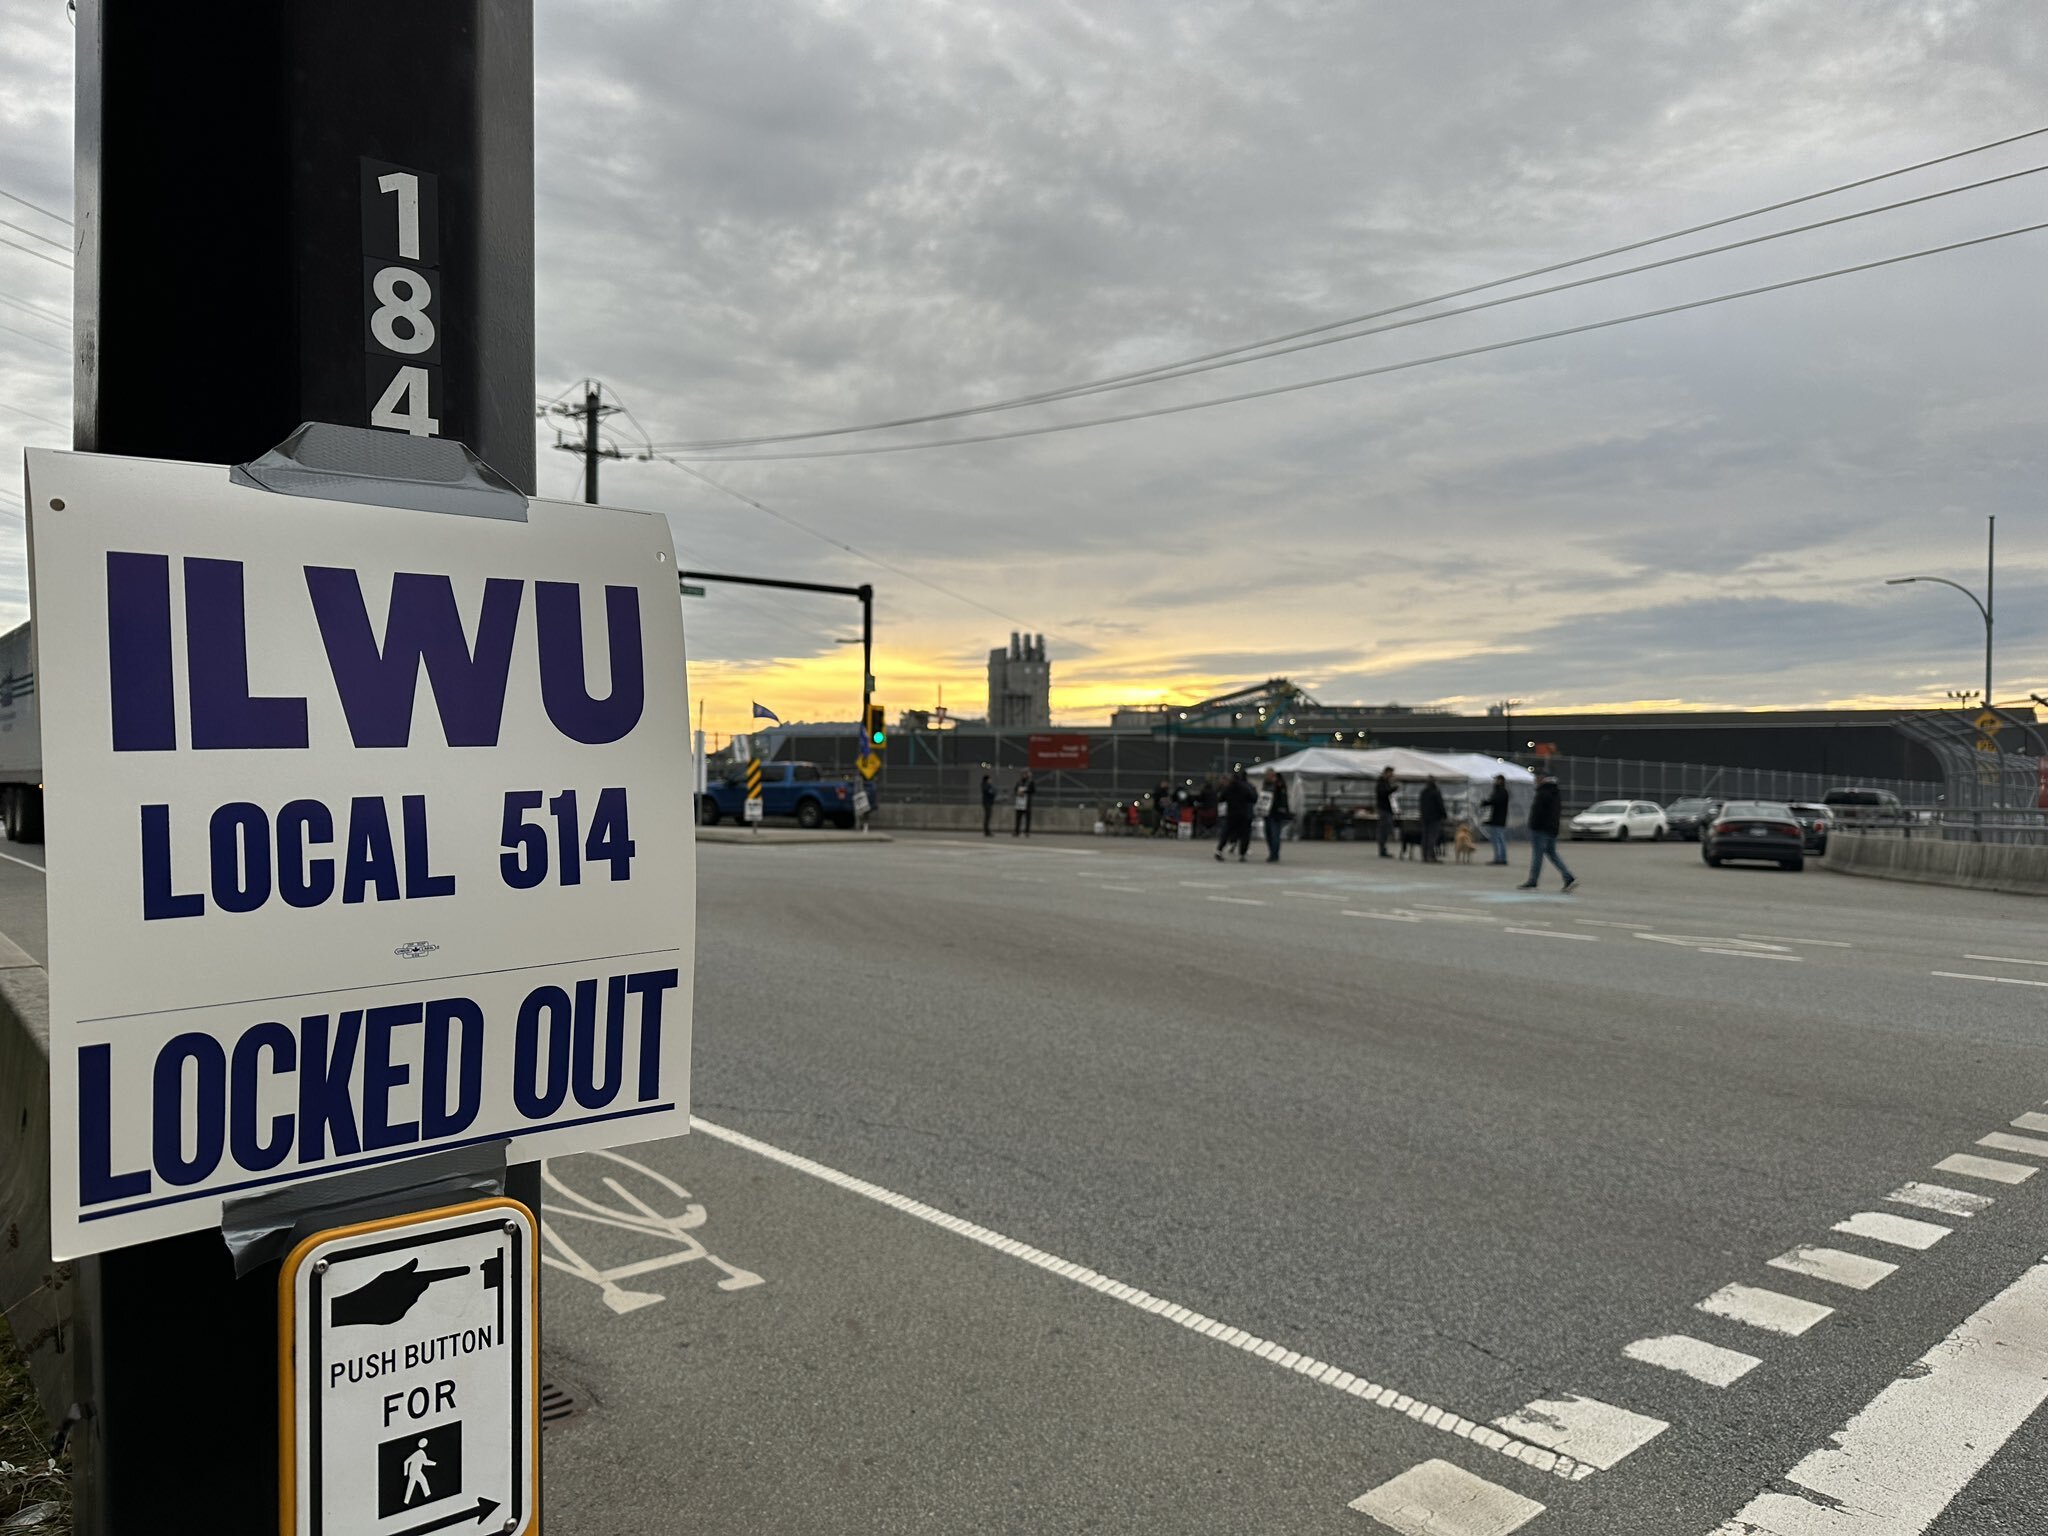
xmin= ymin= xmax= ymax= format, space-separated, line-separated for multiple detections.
xmin=24 ymin=450 xmax=695 ymax=1259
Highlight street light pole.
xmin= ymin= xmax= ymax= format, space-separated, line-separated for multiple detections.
xmin=1886 ymin=513 xmax=1996 ymax=707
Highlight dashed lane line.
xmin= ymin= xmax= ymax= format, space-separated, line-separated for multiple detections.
xmin=1696 ymin=1283 xmax=1834 ymax=1337
xmin=1344 ymin=910 xmax=1422 ymax=924
xmin=688 ymin=1115 xmax=1594 ymax=1482
xmin=1931 ymin=970 xmax=2048 ymax=989
xmin=1963 ymin=953 xmax=2048 ymax=967
xmin=1505 ymin=927 xmax=1597 ymax=941
xmin=1351 ymin=1459 xmax=1545 ymax=1535
xmin=1934 ymin=1152 xmax=2037 ymax=1185
xmin=1623 ymin=1334 xmax=1761 ymax=1388
xmin=1738 ymin=933 xmax=1853 ymax=948
xmin=0 ymin=849 xmax=45 ymax=874
xmin=1207 ymin=895 xmax=1267 ymax=906
xmin=1708 ymin=1255 xmax=2048 ymax=1535
xmin=1096 ymin=883 xmax=1146 ymax=893
xmin=1766 ymin=1246 xmax=1898 ymax=1292
xmin=1885 ymin=1181 xmax=1993 ymax=1218
xmin=1699 ymin=948 xmax=1802 ymax=961
xmin=1831 ymin=1211 xmax=1950 ymax=1251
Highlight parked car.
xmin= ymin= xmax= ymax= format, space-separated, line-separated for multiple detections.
xmin=1787 ymin=802 xmax=1834 ymax=853
xmin=1821 ymin=786 xmax=1908 ymax=827
xmin=1568 ymin=799 xmax=1669 ymax=841
xmin=700 ymin=761 xmax=871 ymax=829
xmin=1663 ymin=797 xmax=1717 ymax=841
xmin=1701 ymin=800 xmax=1806 ymax=870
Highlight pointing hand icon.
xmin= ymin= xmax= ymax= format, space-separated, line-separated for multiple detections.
xmin=330 ymin=1258 xmax=471 ymax=1326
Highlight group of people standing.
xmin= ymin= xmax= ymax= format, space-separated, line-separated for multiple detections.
xmin=1211 ymin=766 xmax=1293 ymax=863
xmin=1368 ymin=764 xmax=1575 ymax=889
xmin=981 ymin=770 xmax=1038 ymax=837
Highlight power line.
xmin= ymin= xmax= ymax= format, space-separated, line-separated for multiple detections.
xmin=0 ymin=234 xmax=70 ymax=271
xmin=0 ymin=291 xmax=69 ymax=330
xmin=0 ymin=319 xmax=66 ymax=354
xmin=656 ymin=124 xmax=2048 ymax=451
xmin=0 ymin=187 xmax=71 ymax=228
xmin=0 ymin=215 xmax=66 ymax=253
xmin=0 ymin=398 xmax=71 ymax=432
xmin=662 ymin=221 xmax=2048 ymax=462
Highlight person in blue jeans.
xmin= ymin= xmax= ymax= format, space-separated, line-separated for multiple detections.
xmin=1518 ymin=772 xmax=1578 ymax=891
xmin=1483 ymin=774 xmax=1512 ymax=864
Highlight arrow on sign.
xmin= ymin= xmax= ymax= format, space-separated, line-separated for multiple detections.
xmin=395 ymin=1496 xmax=501 ymax=1536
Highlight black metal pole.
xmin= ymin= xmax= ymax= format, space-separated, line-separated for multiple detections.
xmin=861 ymin=582 xmax=875 ymax=753
xmin=584 ymin=384 xmax=601 ymax=504
xmin=73 ymin=6 xmax=535 ymax=1531
xmin=1986 ymin=513 xmax=1996 ymax=708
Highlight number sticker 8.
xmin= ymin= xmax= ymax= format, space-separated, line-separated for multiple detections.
xmin=370 ymin=266 xmax=436 ymax=355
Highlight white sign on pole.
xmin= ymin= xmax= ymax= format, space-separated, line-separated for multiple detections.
xmin=851 ymin=789 xmax=870 ymax=817
xmin=282 ymin=1198 xmax=537 ymax=1536
xmin=743 ymin=797 xmax=764 ymax=823
xmin=25 ymin=450 xmax=696 ymax=1258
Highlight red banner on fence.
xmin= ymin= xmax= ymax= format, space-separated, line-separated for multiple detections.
xmin=1028 ymin=733 xmax=1091 ymax=770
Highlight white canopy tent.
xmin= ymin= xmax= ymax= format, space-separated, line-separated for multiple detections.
xmin=1248 ymin=746 xmax=1535 ymax=833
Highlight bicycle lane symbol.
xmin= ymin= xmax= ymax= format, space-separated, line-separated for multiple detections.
xmin=540 ymin=1149 xmax=765 ymax=1316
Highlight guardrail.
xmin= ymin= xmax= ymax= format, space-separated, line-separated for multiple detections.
xmin=1833 ymin=813 xmax=2048 ymax=846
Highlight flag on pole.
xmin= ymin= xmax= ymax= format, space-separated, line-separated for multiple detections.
xmin=752 ymin=702 xmax=781 ymax=723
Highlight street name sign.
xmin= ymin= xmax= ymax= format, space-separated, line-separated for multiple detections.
xmin=25 ymin=449 xmax=696 ymax=1258
xmin=281 ymin=1198 xmax=537 ymax=1536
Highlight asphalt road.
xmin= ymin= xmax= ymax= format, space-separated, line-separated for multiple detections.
xmin=6 ymin=827 xmax=2047 ymax=1532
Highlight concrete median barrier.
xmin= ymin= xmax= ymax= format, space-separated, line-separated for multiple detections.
xmin=1825 ymin=833 xmax=2048 ymax=896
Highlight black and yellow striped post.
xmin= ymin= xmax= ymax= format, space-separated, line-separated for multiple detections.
xmin=745 ymin=758 xmax=764 ymax=827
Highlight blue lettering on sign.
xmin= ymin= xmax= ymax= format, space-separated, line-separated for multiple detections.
xmin=75 ymin=970 xmax=680 ymax=1214
xmin=103 ymin=556 xmax=648 ymax=752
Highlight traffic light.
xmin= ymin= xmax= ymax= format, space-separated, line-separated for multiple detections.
xmin=866 ymin=705 xmax=887 ymax=749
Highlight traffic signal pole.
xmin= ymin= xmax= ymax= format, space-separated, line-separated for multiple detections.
xmin=677 ymin=570 xmax=877 ymax=749
xmin=71 ymin=6 xmax=536 ymax=1530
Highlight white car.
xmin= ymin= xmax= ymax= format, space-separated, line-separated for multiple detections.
xmin=1568 ymin=799 xmax=1669 ymax=841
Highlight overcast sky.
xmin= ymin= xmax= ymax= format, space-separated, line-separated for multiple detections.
xmin=2 ymin=0 xmax=2044 ymax=735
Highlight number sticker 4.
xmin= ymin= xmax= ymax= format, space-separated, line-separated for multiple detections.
xmin=370 ymin=365 xmax=440 ymax=436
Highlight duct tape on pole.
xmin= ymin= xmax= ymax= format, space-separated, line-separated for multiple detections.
xmin=280 ymin=1198 xmax=538 ymax=1536
xmin=24 ymin=443 xmax=697 ymax=1262
xmin=745 ymin=759 xmax=764 ymax=823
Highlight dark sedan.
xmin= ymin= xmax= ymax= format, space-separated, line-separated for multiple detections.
xmin=1788 ymin=802 xmax=1833 ymax=853
xmin=1664 ymin=797 xmax=1717 ymax=841
xmin=1701 ymin=800 xmax=1807 ymax=871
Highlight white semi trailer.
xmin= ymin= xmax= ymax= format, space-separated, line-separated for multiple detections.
xmin=0 ymin=621 xmax=42 ymax=843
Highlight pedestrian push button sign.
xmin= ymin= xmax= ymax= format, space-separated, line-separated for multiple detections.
xmin=283 ymin=1199 xmax=537 ymax=1536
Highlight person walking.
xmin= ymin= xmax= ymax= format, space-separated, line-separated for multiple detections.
xmin=1483 ymin=774 xmax=1511 ymax=864
xmin=980 ymin=773 xmax=996 ymax=837
xmin=1261 ymin=770 xmax=1292 ymax=862
xmin=1419 ymin=775 xmax=1447 ymax=863
xmin=1012 ymin=770 xmax=1036 ymax=837
xmin=1215 ymin=766 xmax=1257 ymax=861
xmin=1519 ymin=771 xmax=1578 ymax=891
xmin=1373 ymin=766 xmax=1399 ymax=857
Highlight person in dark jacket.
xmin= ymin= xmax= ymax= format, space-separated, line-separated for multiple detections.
xmin=1215 ymin=767 xmax=1257 ymax=861
xmin=1373 ymin=766 xmax=1398 ymax=857
xmin=1519 ymin=772 xmax=1577 ymax=890
xmin=1484 ymin=774 xmax=1511 ymax=864
xmin=1419 ymin=776 xmax=1447 ymax=863
xmin=981 ymin=773 xmax=997 ymax=837
xmin=1012 ymin=770 xmax=1036 ymax=837
xmin=1261 ymin=770 xmax=1292 ymax=862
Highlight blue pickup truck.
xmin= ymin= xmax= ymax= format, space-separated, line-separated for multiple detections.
xmin=699 ymin=761 xmax=871 ymax=829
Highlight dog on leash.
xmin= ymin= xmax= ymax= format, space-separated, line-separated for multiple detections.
xmin=1397 ymin=824 xmax=1421 ymax=860
xmin=1452 ymin=822 xmax=1477 ymax=864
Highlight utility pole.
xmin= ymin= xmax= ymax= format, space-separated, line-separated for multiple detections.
xmin=549 ymin=378 xmax=625 ymax=503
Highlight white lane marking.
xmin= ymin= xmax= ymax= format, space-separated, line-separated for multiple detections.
xmin=1700 ymin=948 xmax=1802 ymax=961
xmin=1280 ymin=889 xmax=1344 ymax=900
xmin=1885 ymin=1181 xmax=1993 ymax=1218
xmin=1964 ymin=953 xmax=2048 ymax=967
xmin=1207 ymin=895 xmax=1267 ymax=906
xmin=1505 ymin=927 xmax=1597 ymax=941
xmin=688 ymin=1116 xmax=1591 ymax=1481
xmin=1934 ymin=1152 xmax=2038 ymax=1184
xmin=1097 ymin=883 xmax=1145 ymax=893
xmin=1494 ymin=1393 xmax=1668 ymax=1469
xmin=2012 ymin=1111 xmax=2048 ymax=1134
xmin=0 ymin=849 xmax=44 ymax=873
xmin=926 ymin=839 xmax=1098 ymax=858
xmin=1706 ymin=1256 xmax=2048 ymax=1535
xmin=1344 ymin=909 xmax=1421 ymax=923
xmin=1832 ymin=1212 xmax=1950 ymax=1251
xmin=1767 ymin=1246 xmax=1899 ymax=1292
xmin=1178 ymin=879 xmax=1228 ymax=889
xmin=1979 ymin=1131 xmax=2048 ymax=1159
xmin=1931 ymin=970 xmax=2048 ymax=989
xmin=1623 ymin=1334 xmax=1761 ymax=1387
xmin=1574 ymin=918 xmax=1646 ymax=929
xmin=999 ymin=875 xmax=1048 ymax=885
xmin=1738 ymin=933 xmax=1853 ymax=948
xmin=1697 ymin=1283 xmax=1834 ymax=1337
xmin=1350 ymin=1459 xmax=1545 ymax=1535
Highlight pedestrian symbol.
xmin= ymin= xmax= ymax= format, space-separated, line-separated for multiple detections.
xmin=379 ymin=1421 xmax=463 ymax=1516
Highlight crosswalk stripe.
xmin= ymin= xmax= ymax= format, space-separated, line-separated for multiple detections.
xmin=1494 ymin=1393 xmax=1667 ymax=1469
xmin=1350 ymin=1460 xmax=1545 ymax=1535
xmin=1831 ymin=1211 xmax=1950 ymax=1250
xmin=1697 ymin=1282 xmax=1834 ymax=1336
xmin=1623 ymin=1333 xmax=1762 ymax=1387
xmin=1767 ymin=1245 xmax=1898 ymax=1291
xmin=1934 ymin=1152 xmax=2037 ymax=1184
xmin=1977 ymin=1131 xmax=2048 ymax=1159
xmin=1884 ymin=1181 xmax=1993 ymax=1217
xmin=2011 ymin=1111 xmax=2048 ymax=1133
